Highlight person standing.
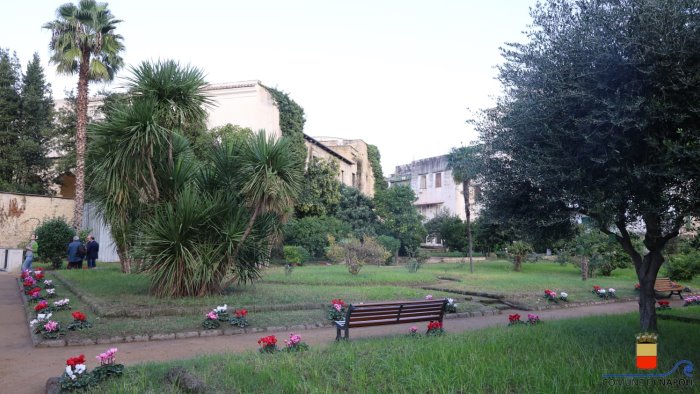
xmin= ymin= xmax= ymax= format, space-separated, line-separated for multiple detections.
xmin=67 ymin=236 xmax=84 ymax=269
xmin=86 ymin=235 xmax=99 ymax=269
xmin=21 ymin=234 xmax=38 ymax=271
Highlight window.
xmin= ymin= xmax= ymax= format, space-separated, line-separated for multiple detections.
xmin=435 ymin=172 xmax=442 ymax=188
xmin=420 ymin=175 xmax=427 ymax=189
xmin=352 ymin=173 xmax=356 ymax=187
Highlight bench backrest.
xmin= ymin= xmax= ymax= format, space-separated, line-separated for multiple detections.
xmin=655 ymin=277 xmax=681 ymax=289
xmin=344 ymin=299 xmax=447 ymax=328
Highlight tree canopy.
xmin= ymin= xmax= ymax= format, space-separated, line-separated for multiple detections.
xmin=478 ymin=0 xmax=700 ymax=330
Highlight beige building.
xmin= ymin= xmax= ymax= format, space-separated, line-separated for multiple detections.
xmin=305 ymin=136 xmax=376 ymax=197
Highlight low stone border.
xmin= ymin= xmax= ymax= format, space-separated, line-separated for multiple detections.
xmin=419 ymin=285 xmax=637 ymax=311
xmin=17 ymin=278 xmax=42 ymax=348
xmin=51 ymin=272 xmax=327 ymax=318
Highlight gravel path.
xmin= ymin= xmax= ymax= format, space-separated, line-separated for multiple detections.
xmin=0 ymin=271 xmax=651 ymax=394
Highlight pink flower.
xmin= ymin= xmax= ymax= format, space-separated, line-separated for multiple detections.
xmin=410 ymin=326 xmax=418 ymax=333
xmin=334 ymin=304 xmax=342 ymax=311
xmin=44 ymin=320 xmax=58 ymax=332
xmin=284 ymin=333 xmax=302 ymax=347
xmin=425 ymin=295 xmax=433 ymax=300
xmin=206 ymin=311 xmax=217 ymax=320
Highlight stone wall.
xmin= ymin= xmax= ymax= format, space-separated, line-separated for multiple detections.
xmin=0 ymin=193 xmax=74 ymax=248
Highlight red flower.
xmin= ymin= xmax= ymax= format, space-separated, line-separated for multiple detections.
xmin=34 ymin=301 xmax=48 ymax=312
xmin=658 ymin=300 xmax=670 ymax=306
xmin=21 ymin=271 xmax=30 ymax=279
xmin=593 ymin=285 xmax=601 ymax=291
xmin=234 ymin=309 xmax=247 ymax=318
xmin=508 ymin=314 xmax=521 ymax=322
xmin=29 ymin=287 xmax=41 ymax=297
xmin=34 ymin=272 xmax=44 ymax=280
xmin=66 ymin=354 xmax=86 ymax=367
xmin=427 ymin=321 xmax=443 ymax=330
xmin=22 ymin=279 xmax=34 ymax=288
xmin=257 ymin=335 xmax=277 ymax=348
xmin=634 ymin=283 xmax=641 ymax=289
xmin=331 ymin=299 xmax=346 ymax=307
xmin=72 ymin=311 xmax=87 ymax=321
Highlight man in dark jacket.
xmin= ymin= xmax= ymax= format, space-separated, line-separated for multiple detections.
xmin=86 ymin=235 xmax=99 ymax=269
xmin=67 ymin=236 xmax=84 ymax=269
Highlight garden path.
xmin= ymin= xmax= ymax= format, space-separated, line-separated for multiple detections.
xmin=0 ymin=271 xmax=653 ymax=394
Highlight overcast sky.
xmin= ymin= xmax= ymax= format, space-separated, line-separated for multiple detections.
xmin=1 ymin=0 xmax=535 ymax=175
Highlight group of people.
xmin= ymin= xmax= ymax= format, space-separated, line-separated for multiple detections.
xmin=21 ymin=234 xmax=99 ymax=271
xmin=67 ymin=235 xmax=100 ymax=269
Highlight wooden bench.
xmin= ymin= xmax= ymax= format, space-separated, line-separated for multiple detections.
xmin=334 ymin=299 xmax=447 ymax=340
xmin=655 ymin=277 xmax=684 ymax=299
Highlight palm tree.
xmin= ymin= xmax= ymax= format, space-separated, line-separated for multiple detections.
xmin=126 ymin=60 xmax=212 ymax=169
xmin=447 ymin=145 xmax=482 ymax=273
xmin=44 ymin=0 xmax=124 ymax=229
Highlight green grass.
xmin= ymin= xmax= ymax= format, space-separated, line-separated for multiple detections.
xmin=90 ymin=314 xmax=699 ymax=393
xmin=658 ymin=305 xmax=700 ymax=321
xmin=263 ymin=264 xmax=439 ymax=285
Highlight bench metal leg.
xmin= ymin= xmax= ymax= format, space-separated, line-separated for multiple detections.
xmin=336 ymin=326 xmax=341 ymax=341
xmin=344 ymin=327 xmax=349 ymax=340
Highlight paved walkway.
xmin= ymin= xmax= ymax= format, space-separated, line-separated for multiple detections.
xmin=0 ymin=271 xmax=652 ymax=393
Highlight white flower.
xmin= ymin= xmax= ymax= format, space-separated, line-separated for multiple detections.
xmin=65 ymin=365 xmax=75 ymax=380
xmin=30 ymin=319 xmax=38 ymax=327
xmin=47 ymin=288 xmax=55 ymax=295
xmin=608 ymin=288 xmax=615 ymax=293
xmin=75 ymin=364 xmax=86 ymax=375
xmin=560 ymin=292 xmax=568 ymax=298
xmin=215 ymin=304 xmax=227 ymax=312
xmin=447 ymin=298 xmax=454 ymax=304
xmin=599 ymin=289 xmax=606 ymax=294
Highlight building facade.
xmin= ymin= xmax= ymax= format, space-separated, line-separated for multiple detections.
xmin=388 ymin=155 xmax=478 ymax=222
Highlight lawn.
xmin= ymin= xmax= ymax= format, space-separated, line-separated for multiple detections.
xmin=90 ymin=313 xmax=698 ymax=393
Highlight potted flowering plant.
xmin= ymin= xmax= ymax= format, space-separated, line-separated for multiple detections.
xmin=328 ymin=299 xmax=347 ymax=321
xmin=34 ymin=271 xmax=44 ymax=281
xmin=202 ymin=310 xmax=220 ymax=329
xmin=68 ymin=311 xmax=92 ymax=330
xmin=444 ymin=298 xmax=458 ymax=313
xmin=508 ymin=314 xmax=524 ymax=326
xmin=43 ymin=279 xmax=54 ymax=289
xmin=22 ymin=276 xmax=37 ymax=293
xmin=544 ymin=289 xmax=558 ymax=303
xmin=608 ymin=288 xmax=616 ymax=298
xmin=426 ymin=321 xmax=444 ymax=336
xmin=92 ymin=348 xmax=125 ymax=381
xmin=409 ymin=326 xmax=419 ymax=337
xmin=230 ymin=309 xmax=249 ymax=327
xmin=527 ymin=313 xmax=541 ymax=325
xmin=683 ymin=296 xmax=700 ymax=307
xmin=60 ymin=354 xmax=95 ymax=391
xmin=213 ymin=304 xmax=229 ymax=321
xmin=39 ymin=320 xmax=63 ymax=339
xmin=28 ymin=287 xmax=43 ymax=302
xmin=559 ymin=292 xmax=568 ymax=302
xmin=258 ymin=335 xmax=278 ymax=353
xmin=30 ymin=312 xmax=52 ymax=334
xmin=283 ymin=333 xmax=309 ymax=352
xmin=46 ymin=288 xmax=56 ymax=298
xmin=592 ymin=285 xmax=601 ymax=295
xmin=634 ymin=283 xmax=641 ymax=291
xmin=34 ymin=300 xmax=49 ymax=314
xmin=657 ymin=300 xmax=671 ymax=310
xmin=53 ymin=298 xmax=70 ymax=311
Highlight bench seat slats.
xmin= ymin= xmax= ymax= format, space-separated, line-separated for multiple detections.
xmin=654 ymin=277 xmax=684 ymax=299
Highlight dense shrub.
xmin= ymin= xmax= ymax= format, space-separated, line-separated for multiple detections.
xmin=283 ymin=216 xmax=351 ymax=258
xmin=283 ymin=245 xmax=310 ymax=266
xmin=34 ymin=217 xmax=74 ymax=269
xmin=376 ymin=235 xmax=400 ymax=265
xmin=326 ymin=237 xmax=390 ymax=275
xmin=664 ymin=251 xmax=700 ymax=281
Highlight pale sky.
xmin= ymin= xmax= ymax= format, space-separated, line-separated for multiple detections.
xmin=1 ymin=0 xmax=535 ymax=175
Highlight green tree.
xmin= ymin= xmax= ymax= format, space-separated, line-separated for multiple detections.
xmin=374 ymin=186 xmax=426 ymax=255
xmin=44 ymin=0 xmax=125 ymax=228
xmin=478 ymin=0 xmax=700 ymax=330
xmin=509 ymin=241 xmax=533 ymax=272
xmin=424 ymin=210 xmax=468 ymax=252
xmin=331 ymin=185 xmax=379 ymax=238
xmin=263 ymin=86 xmax=307 ymax=165
xmin=35 ymin=217 xmax=74 ymax=269
xmin=447 ymin=145 xmax=482 ymax=272
xmin=283 ymin=216 xmax=351 ymax=257
xmin=0 ymin=49 xmax=22 ymax=191
xmin=295 ymin=157 xmax=341 ymax=217
xmin=17 ymin=53 xmax=54 ymax=193
xmin=472 ymin=216 xmax=515 ymax=256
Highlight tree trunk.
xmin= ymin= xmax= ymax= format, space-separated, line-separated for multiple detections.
xmin=637 ymin=251 xmax=664 ymax=332
xmin=580 ymin=256 xmax=588 ymax=281
xmin=115 ymin=243 xmax=131 ymax=274
xmin=514 ymin=255 xmax=522 ymax=272
xmin=462 ymin=180 xmax=473 ymax=273
xmin=72 ymin=52 xmax=90 ymax=229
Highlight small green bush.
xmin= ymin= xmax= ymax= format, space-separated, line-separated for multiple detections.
xmin=664 ymin=251 xmax=700 ymax=281
xmin=283 ymin=245 xmax=310 ymax=266
xmin=326 ymin=237 xmax=390 ymax=275
xmin=376 ymin=235 xmax=400 ymax=265
xmin=35 ymin=217 xmax=74 ymax=269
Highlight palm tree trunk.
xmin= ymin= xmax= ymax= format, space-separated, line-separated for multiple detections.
xmin=462 ymin=180 xmax=473 ymax=273
xmin=72 ymin=52 xmax=90 ymax=229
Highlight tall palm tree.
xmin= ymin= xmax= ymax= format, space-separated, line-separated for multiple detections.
xmin=447 ymin=145 xmax=482 ymax=273
xmin=44 ymin=0 xmax=124 ymax=228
